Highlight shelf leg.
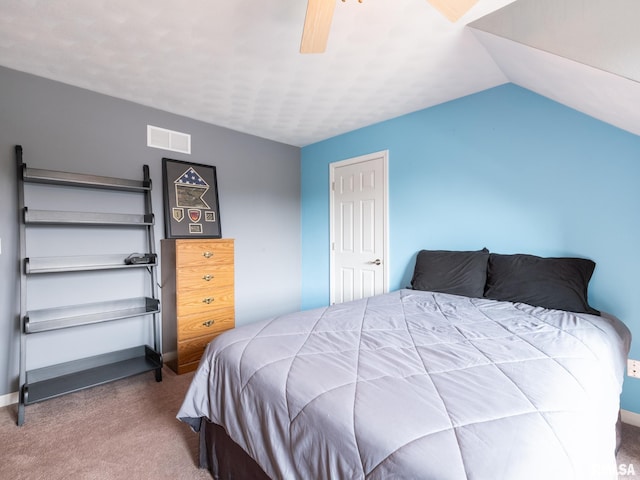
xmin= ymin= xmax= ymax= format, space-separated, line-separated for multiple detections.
xmin=155 ymin=367 xmax=162 ymax=382
xmin=17 ymin=387 xmax=26 ymax=426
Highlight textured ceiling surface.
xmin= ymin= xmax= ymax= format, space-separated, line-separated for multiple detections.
xmin=1 ymin=0 xmax=638 ymax=147
xmin=0 ymin=0 xmax=512 ymax=146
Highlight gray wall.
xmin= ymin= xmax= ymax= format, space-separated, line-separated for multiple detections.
xmin=0 ymin=66 xmax=301 ymax=397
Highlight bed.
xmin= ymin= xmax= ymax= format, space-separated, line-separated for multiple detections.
xmin=177 ymin=249 xmax=631 ymax=479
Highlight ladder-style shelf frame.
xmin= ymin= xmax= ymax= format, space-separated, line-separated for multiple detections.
xmin=16 ymin=145 xmax=163 ymax=426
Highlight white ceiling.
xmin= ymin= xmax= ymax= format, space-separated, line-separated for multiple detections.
xmin=0 ymin=0 xmax=638 ymax=147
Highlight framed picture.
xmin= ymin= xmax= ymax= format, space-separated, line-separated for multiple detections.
xmin=162 ymin=158 xmax=222 ymax=238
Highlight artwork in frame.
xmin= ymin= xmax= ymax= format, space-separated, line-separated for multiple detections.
xmin=162 ymin=158 xmax=222 ymax=238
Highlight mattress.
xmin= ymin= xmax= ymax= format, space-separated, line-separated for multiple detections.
xmin=177 ymin=289 xmax=631 ymax=479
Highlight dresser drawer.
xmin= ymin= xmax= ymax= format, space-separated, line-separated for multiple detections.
xmin=176 ymin=267 xmax=233 ymax=292
xmin=177 ymin=307 xmax=234 ymax=342
xmin=176 ymin=285 xmax=234 ymax=317
xmin=176 ymin=240 xmax=234 ymax=267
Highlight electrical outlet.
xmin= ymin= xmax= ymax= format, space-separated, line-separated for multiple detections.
xmin=628 ymin=359 xmax=640 ymax=379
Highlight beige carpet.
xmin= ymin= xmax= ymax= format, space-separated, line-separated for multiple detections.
xmin=2 ymin=367 xmax=640 ymax=479
xmin=0 ymin=367 xmax=210 ymax=480
xmin=618 ymin=421 xmax=640 ymax=478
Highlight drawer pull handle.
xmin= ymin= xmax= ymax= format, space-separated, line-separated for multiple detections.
xmin=203 ymin=297 xmax=215 ymax=304
xmin=202 ymin=274 xmax=213 ymax=281
xmin=203 ymin=251 xmax=213 ymax=259
xmin=202 ymin=320 xmax=215 ymax=327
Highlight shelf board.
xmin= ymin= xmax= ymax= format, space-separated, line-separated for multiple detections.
xmin=24 ymin=346 xmax=162 ymax=405
xmin=22 ymin=166 xmax=151 ymax=192
xmin=24 ymin=208 xmax=154 ymax=226
xmin=25 ymin=254 xmax=157 ymax=274
xmin=25 ymin=297 xmax=160 ymax=333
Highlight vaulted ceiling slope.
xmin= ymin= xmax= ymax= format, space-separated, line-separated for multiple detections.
xmin=0 ymin=0 xmax=638 ymax=147
xmin=470 ymin=0 xmax=640 ymax=139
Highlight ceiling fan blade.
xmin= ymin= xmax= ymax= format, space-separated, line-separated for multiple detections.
xmin=426 ymin=0 xmax=479 ymax=22
xmin=300 ymin=0 xmax=337 ymax=54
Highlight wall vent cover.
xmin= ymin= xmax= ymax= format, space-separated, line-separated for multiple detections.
xmin=147 ymin=125 xmax=191 ymax=154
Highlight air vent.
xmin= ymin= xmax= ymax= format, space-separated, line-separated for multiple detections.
xmin=147 ymin=125 xmax=191 ymax=154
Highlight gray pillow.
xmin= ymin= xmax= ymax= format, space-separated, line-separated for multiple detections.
xmin=411 ymin=248 xmax=490 ymax=298
xmin=484 ymin=253 xmax=600 ymax=315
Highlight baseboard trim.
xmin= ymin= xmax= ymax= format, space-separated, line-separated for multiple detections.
xmin=0 ymin=391 xmax=18 ymax=408
xmin=621 ymin=409 xmax=640 ymax=428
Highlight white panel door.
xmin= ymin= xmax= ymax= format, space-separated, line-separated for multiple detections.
xmin=330 ymin=151 xmax=388 ymax=304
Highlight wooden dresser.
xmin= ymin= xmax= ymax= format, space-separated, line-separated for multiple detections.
xmin=161 ymin=238 xmax=234 ymax=374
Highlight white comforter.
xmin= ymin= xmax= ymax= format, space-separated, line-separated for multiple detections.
xmin=177 ymin=289 xmax=630 ymax=480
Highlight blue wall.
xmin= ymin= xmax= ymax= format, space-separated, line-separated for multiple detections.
xmin=301 ymin=83 xmax=640 ymax=413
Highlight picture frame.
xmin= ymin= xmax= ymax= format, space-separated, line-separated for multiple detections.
xmin=162 ymin=157 xmax=222 ymax=239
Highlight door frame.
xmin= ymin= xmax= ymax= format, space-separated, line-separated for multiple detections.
xmin=329 ymin=150 xmax=389 ymax=305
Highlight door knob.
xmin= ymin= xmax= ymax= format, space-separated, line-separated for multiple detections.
xmin=368 ymin=259 xmax=381 ymax=266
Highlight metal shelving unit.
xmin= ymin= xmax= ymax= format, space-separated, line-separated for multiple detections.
xmin=16 ymin=145 xmax=163 ymax=426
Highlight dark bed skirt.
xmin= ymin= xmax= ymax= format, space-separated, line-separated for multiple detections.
xmin=200 ymin=420 xmax=271 ymax=480
xmin=199 ymin=413 xmax=623 ymax=479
